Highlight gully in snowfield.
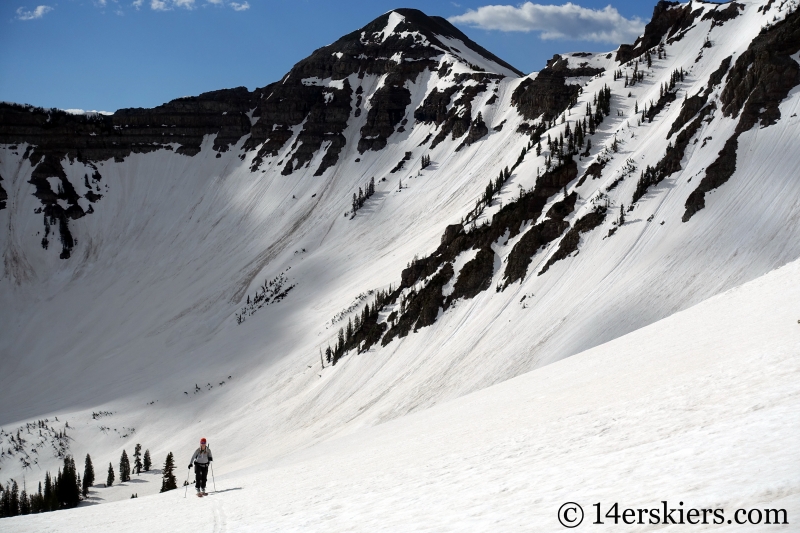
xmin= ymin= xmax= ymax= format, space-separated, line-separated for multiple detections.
xmin=189 ymin=438 xmax=213 ymax=496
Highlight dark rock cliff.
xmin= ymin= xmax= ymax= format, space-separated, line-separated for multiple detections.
xmin=616 ymin=1 xmax=702 ymax=63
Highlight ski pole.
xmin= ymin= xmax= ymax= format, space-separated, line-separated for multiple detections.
xmin=183 ymin=466 xmax=191 ymax=498
xmin=208 ymin=445 xmax=217 ymax=493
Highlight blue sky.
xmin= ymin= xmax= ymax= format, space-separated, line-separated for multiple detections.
xmin=1 ymin=1 xmax=658 ymax=112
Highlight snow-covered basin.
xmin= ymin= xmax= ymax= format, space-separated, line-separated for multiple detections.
xmin=6 ymin=259 xmax=800 ymax=532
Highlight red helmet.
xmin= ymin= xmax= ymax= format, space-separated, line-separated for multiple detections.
xmin=200 ymin=438 xmax=207 ymax=445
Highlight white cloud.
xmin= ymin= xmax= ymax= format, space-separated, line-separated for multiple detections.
xmin=149 ymin=0 xmax=195 ymax=10
xmin=16 ymin=5 xmax=53 ymax=20
xmin=449 ymin=2 xmax=644 ymax=44
xmin=128 ymin=0 xmax=247 ymax=13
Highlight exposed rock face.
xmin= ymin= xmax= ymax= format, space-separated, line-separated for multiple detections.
xmin=0 ymin=88 xmax=254 ymax=162
xmin=358 ymin=79 xmax=412 ymax=154
xmin=414 ymin=86 xmax=460 ymax=125
xmin=425 ymin=76 xmax=496 ymax=149
xmin=459 ymin=111 xmax=489 ymax=150
xmin=616 ymin=1 xmax=701 ymax=63
xmin=503 ymin=191 xmax=576 ymax=286
xmin=538 ymin=206 xmax=607 ymax=275
xmin=511 ymin=55 xmax=597 ymax=123
xmin=701 ymin=2 xmax=744 ymax=29
xmin=684 ymin=9 xmax=800 ymax=222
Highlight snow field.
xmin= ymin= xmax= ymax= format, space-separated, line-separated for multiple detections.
xmin=5 ymin=252 xmax=799 ymax=532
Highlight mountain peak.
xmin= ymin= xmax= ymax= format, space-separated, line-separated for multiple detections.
xmin=286 ymin=8 xmax=523 ymax=81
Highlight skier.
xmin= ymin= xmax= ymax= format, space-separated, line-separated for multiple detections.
xmin=188 ymin=437 xmax=213 ymax=496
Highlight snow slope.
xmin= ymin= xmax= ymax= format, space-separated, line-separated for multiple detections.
xmin=1 ymin=0 xmax=800 ymax=521
xmin=5 ymin=241 xmax=799 ymax=531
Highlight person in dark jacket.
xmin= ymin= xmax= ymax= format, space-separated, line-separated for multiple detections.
xmin=188 ymin=437 xmax=213 ymax=495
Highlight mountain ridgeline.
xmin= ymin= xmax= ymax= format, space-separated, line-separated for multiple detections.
xmin=0 ymin=8 xmax=520 ymax=259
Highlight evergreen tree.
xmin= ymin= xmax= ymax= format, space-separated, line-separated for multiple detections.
xmin=619 ymin=204 xmax=626 ymax=225
xmin=58 ymin=456 xmax=80 ymax=508
xmin=120 ymin=450 xmax=131 ymax=483
xmin=134 ymin=444 xmax=143 ymax=475
xmin=143 ymin=449 xmax=152 ymax=471
xmin=19 ymin=488 xmax=31 ymax=515
xmin=107 ymin=462 xmax=115 ymax=487
xmin=160 ymin=452 xmax=177 ymax=493
xmin=43 ymin=471 xmax=55 ymax=511
xmin=0 ymin=480 xmax=14 ymax=517
xmin=10 ymin=480 xmax=19 ymax=516
xmin=30 ymin=482 xmax=44 ymax=514
xmin=83 ymin=453 xmax=95 ymax=497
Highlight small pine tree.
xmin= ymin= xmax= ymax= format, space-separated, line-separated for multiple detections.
xmin=58 ymin=456 xmax=80 ymax=508
xmin=143 ymin=449 xmax=152 ymax=471
xmin=619 ymin=204 xmax=625 ymax=225
xmin=83 ymin=454 xmax=95 ymax=497
xmin=19 ymin=487 xmax=31 ymax=515
xmin=107 ymin=462 xmax=115 ymax=487
xmin=160 ymin=452 xmax=177 ymax=493
xmin=120 ymin=450 xmax=131 ymax=483
xmin=134 ymin=444 xmax=143 ymax=475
